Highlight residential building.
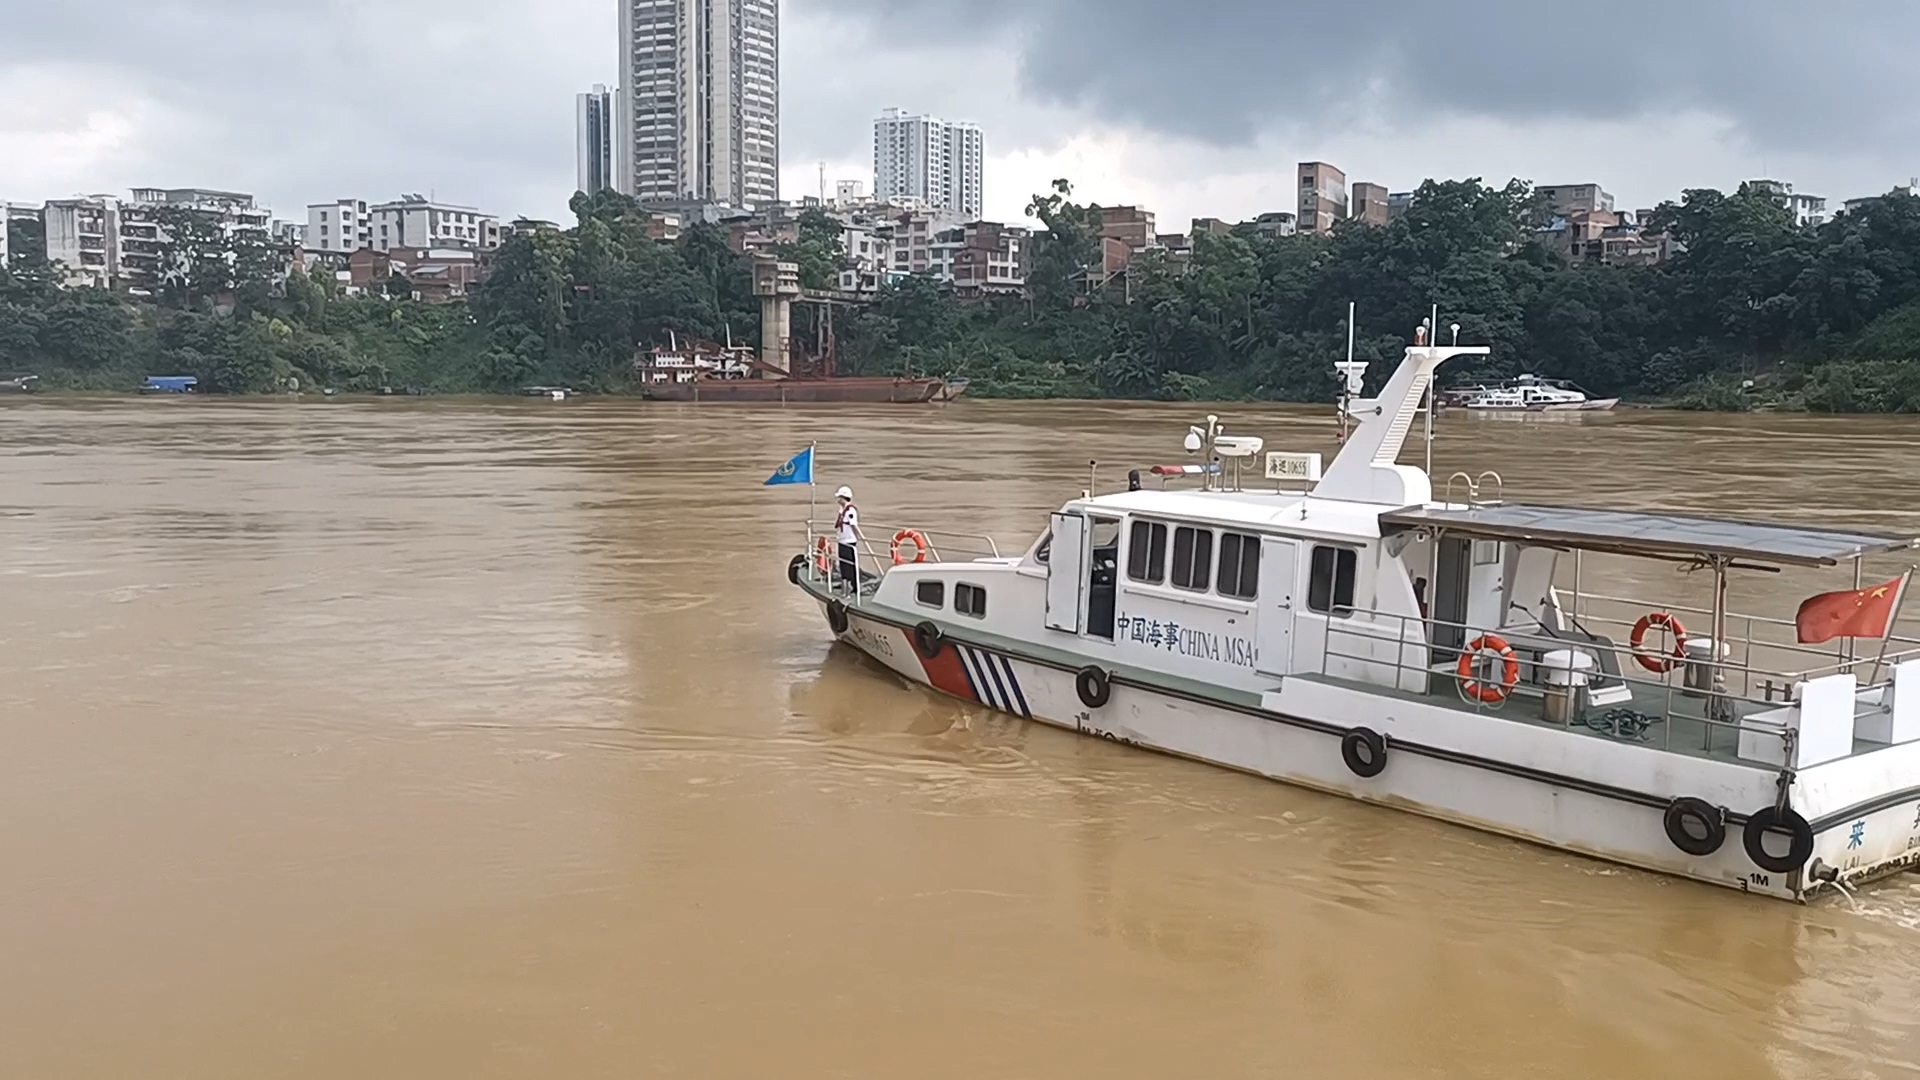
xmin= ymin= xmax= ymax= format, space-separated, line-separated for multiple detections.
xmin=1191 ymin=217 xmax=1234 ymax=237
xmin=306 ymin=199 xmax=373 ymax=253
xmin=947 ymin=222 xmax=1027 ymax=296
xmin=271 ymin=220 xmax=306 ymax=247
xmin=1387 ymin=191 xmax=1416 ymax=219
xmin=618 ymin=0 xmax=779 ymax=209
xmin=44 ymin=188 xmax=274 ymax=292
xmin=45 ymin=196 xmax=123 ymax=289
xmin=834 ymin=180 xmax=867 ymax=206
xmin=1098 ymin=206 xmax=1157 ymax=252
xmin=348 ymin=245 xmax=492 ymax=302
xmin=1536 ymin=183 xmax=1615 ymax=216
xmin=1843 ymin=181 xmax=1919 ymax=215
xmin=886 ymin=207 xmax=970 ymax=275
xmin=1746 ymin=179 xmax=1826 ymax=227
xmin=1297 ymin=162 xmax=1347 ymax=234
xmin=872 ymin=108 xmax=984 ymax=218
xmin=1251 ymin=211 xmax=1297 ymax=238
xmin=576 ymin=84 xmax=618 ymax=196
xmin=1350 ymin=182 xmax=1390 ymax=226
xmin=369 ymin=195 xmax=500 ymax=251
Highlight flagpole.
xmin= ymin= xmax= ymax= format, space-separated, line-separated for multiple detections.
xmin=1866 ymin=566 xmax=1915 ymax=686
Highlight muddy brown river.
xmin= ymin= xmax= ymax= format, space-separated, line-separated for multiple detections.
xmin=3 ymin=397 xmax=1920 ymax=1079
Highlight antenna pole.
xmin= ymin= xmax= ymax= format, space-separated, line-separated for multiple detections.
xmin=1425 ymin=303 xmax=1438 ymax=479
xmin=1343 ymin=300 xmax=1356 ymax=442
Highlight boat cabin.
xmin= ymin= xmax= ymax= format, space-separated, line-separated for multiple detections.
xmin=816 ymin=342 xmax=1920 ymax=773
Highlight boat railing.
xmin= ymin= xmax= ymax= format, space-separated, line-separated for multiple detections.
xmin=1316 ymin=608 xmax=1816 ymax=762
xmin=799 ymin=518 xmax=1005 ymax=598
xmin=1569 ymin=590 xmax=1920 ymax=701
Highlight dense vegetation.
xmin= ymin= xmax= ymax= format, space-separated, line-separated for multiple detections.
xmin=6 ymin=180 xmax=1920 ymax=409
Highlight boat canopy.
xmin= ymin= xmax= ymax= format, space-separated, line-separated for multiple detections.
xmin=1380 ymin=502 xmax=1920 ymax=568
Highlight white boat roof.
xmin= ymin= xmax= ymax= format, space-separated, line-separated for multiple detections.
xmin=1078 ymin=489 xmax=1385 ymax=541
xmin=1382 ymin=502 xmax=1920 ymax=568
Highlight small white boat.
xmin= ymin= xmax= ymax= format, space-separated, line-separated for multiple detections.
xmin=1448 ymin=374 xmax=1618 ymax=412
xmin=791 ymin=328 xmax=1920 ymax=903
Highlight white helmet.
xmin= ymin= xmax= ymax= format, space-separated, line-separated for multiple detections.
xmin=834 ymin=486 xmax=853 ymax=500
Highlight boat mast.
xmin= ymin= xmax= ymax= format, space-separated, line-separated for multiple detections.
xmin=1425 ymin=305 xmax=1437 ymax=478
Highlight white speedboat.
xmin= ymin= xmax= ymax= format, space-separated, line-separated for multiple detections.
xmin=1448 ymin=374 xmax=1618 ymax=411
xmin=789 ymin=330 xmax=1920 ymax=902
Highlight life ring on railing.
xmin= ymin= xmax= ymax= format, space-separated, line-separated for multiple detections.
xmin=1456 ymin=634 xmax=1521 ymax=704
xmin=814 ymin=537 xmax=833 ymax=575
xmin=1663 ymin=796 xmax=1727 ymax=856
xmin=1341 ymin=727 xmax=1388 ymax=778
xmin=1630 ymin=611 xmax=1689 ymax=673
xmin=1075 ymin=665 xmax=1112 ymax=709
xmin=1742 ymin=806 xmax=1814 ymax=875
xmin=891 ymin=529 xmax=930 ymax=565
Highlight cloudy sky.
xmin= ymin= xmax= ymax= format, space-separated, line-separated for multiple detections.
xmin=4 ymin=0 xmax=1916 ymax=228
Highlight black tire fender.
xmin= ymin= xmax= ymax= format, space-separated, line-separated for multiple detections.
xmin=1074 ymin=665 xmax=1112 ymax=709
xmin=1743 ymin=806 xmax=1815 ymax=875
xmin=912 ymin=620 xmax=944 ymax=659
xmin=826 ymin=600 xmax=850 ymax=635
xmin=1662 ymin=796 xmax=1726 ymax=857
xmin=787 ymin=554 xmax=807 ymax=585
xmin=1340 ymin=727 xmax=1388 ymax=779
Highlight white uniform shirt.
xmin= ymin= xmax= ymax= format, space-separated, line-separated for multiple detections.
xmin=836 ymin=504 xmax=859 ymax=545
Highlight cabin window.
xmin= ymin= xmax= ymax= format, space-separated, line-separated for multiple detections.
xmin=915 ymin=580 xmax=945 ymax=609
xmin=1216 ymin=532 xmax=1260 ymax=600
xmin=1126 ymin=521 xmax=1167 ymax=584
xmin=1308 ymin=546 xmax=1358 ymax=615
xmin=1170 ymin=526 xmax=1214 ymax=592
xmin=955 ymin=583 xmax=987 ymax=618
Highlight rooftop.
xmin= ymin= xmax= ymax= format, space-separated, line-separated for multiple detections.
xmin=1379 ymin=502 xmax=1919 ymax=568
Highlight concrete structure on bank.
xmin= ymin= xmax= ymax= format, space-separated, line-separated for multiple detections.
xmin=753 ymin=257 xmax=799 ymax=374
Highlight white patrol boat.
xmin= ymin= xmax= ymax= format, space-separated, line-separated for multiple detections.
xmin=787 ymin=330 xmax=1920 ymax=902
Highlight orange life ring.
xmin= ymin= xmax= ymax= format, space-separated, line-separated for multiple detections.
xmin=891 ymin=529 xmax=929 ymax=565
xmin=814 ymin=536 xmax=832 ymax=574
xmin=1629 ymin=611 xmax=1689 ymax=673
xmin=1457 ymin=633 xmax=1521 ymax=704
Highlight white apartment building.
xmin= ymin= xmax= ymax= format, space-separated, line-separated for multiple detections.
xmin=306 ymin=199 xmax=373 ymax=253
xmin=43 ymin=188 xmax=272 ymax=291
xmin=371 ymin=196 xmax=501 ymax=251
xmin=1748 ymin=179 xmax=1827 ymax=228
xmin=576 ymin=84 xmax=617 ymax=196
xmin=307 ymin=195 xmax=500 ymax=253
xmin=873 ymin=108 xmax=983 ymax=218
xmin=618 ymin=0 xmax=779 ymax=209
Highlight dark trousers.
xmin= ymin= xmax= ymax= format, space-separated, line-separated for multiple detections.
xmin=837 ymin=543 xmax=858 ymax=589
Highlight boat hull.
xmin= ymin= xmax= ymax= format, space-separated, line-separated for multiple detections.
xmin=812 ymin=596 xmax=1920 ymax=902
xmin=641 ymin=376 xmax=953 ymax=403
xmin=1465 ymin=398 xmax=1619 ymax=413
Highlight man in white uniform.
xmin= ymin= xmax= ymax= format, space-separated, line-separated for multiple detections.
xmin=834 ymin=486 xmax=863 ymax=591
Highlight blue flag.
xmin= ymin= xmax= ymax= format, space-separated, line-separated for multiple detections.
xmin=764 ymin=446 xmax=813 ymax=486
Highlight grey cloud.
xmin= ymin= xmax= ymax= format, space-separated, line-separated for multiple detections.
xmin=798 ymin=0 xmax=1920 ymax=152
xmin=1 ymin=0 xmax=608 ymax=217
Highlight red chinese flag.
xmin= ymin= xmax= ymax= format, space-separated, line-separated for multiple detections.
xmin=1794 ymin=577 xmax=1905 ymax=644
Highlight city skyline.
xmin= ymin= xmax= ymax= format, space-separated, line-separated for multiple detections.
xmin=4 ymin=1 xmax=1919 ymax=231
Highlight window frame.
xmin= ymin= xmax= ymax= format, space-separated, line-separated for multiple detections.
xmin=1307 ymin=544 xmax=1359 ymax=617
xmin=1169 ymin=525 xmax=1215 ymax=593
xmin=914 ymin=579 xmax=946 ymax=609
xmin=1125 ymin=520 xmax=1169 ymax=585
xmin=954 ymin=581 xmax=988 ymax=619
xmin=1215 ymin=531 xmax=1261 ymax=601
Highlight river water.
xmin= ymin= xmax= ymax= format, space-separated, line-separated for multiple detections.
xmin=3 ymin=397 xmax=1920 ymax=1079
